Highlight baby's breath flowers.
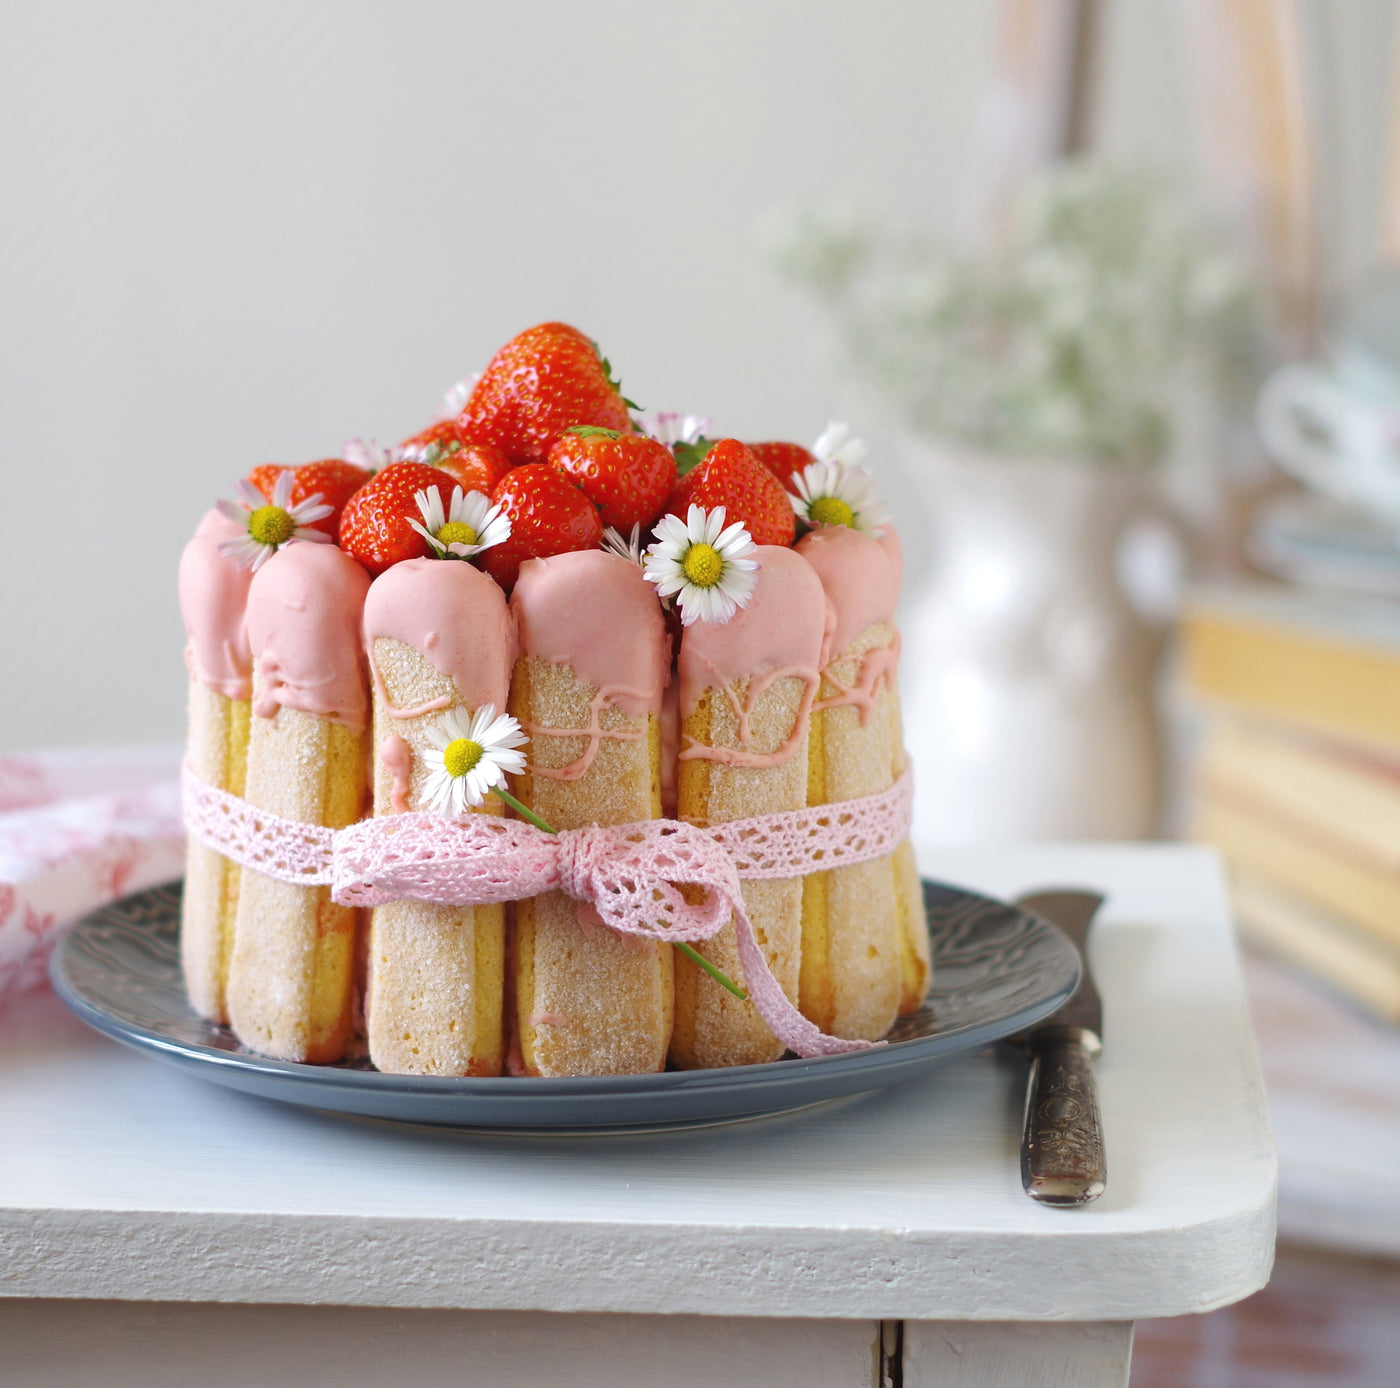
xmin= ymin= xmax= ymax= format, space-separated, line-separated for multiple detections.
xmin=409 ymin=485 xmax=512 ymax=561
xmin=423 ymin=704 xmax=528 ymax=816
xmin=789 ymin=460 xmax=890 ymax=538
xmin=643 ymin=506 xmax=759 ymax=626
xmin=216 ymin=471 xmax=333 ymax=571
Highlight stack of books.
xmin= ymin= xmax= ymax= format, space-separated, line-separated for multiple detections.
xmin=1182 ymin=581 xmax=1400 ymax=1023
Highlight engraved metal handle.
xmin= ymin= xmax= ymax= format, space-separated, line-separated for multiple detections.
xmin=1022 ymin=1025 xmax=1107 ymax=1207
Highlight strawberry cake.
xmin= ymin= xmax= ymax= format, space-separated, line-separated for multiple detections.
xmin=178 ymin=321 xmax=928 ymax=1076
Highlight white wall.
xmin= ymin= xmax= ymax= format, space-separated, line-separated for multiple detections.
xmin=0 ymin=1 xmax=1392 ymax=749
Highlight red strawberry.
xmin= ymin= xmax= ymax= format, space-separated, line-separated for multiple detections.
xmin=247 ymin=459 xmax=370 ymax=536
xmin=665 ymin=438 xmax=797 ymax=548
xmin=745 ymin=441 xmax=816 ymax=491
xmin=482 ymin=464 xmax=603 ymax=590
xmin=398 ymin=420 xmax=513 ymax=497
xmin=338 ymin=460 xmax=461 ymax=577
xmin=547 ymin=426 xmax=677 ymax=531
xmin=460 ymin=322 xmax=635 ymax=465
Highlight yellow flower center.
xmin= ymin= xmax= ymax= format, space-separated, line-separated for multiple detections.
xmin=248 ymin=504 xmax=295 ymax=546
xmin=808 ymin=496 xmax=856 ymax=528
xmin=443 ymin=737 xmax=484 ymax=778
xmin=682 ymin=542 xmax=724 ymax=588
xmin=436 ymin=520 xmax=478 ymax=548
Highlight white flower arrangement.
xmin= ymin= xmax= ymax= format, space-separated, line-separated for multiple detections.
xmin=216 ymin=472 xmax=333 ymax=571
xmin=789 ymin=459 xmax=889 ymax=537
xmin=409 ymin=484 xmax=511 ymax=561
xmin=772 ymin=163 xmax=1255 ymax=469
xmin=643 ymin=505 xmax=759 ymax=626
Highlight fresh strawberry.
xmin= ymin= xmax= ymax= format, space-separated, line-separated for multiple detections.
xmin=459 ymin=322 xmax=635 ymax=465
xmin=745 ymin=441 xmax=816 ymax=491
xmin=338 ymin=460 xmax=461 ymax=577
xmin=247 ymin=459 xmax=370 ymax=537
xmin=482 ymin=464 xmax=604 ymax=590
xmin=398 ymin=420 xmax=513 ymax=496
xmin=547 ymin=426 xmax=676 ymax=531
xmin=664 ymin=438 xmax=796 ymax=547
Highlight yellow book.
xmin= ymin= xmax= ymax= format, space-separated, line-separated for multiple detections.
xmin=1198 ymin=719 xmax=1400 ymax=875
xmin=1195 ymin=792 xmax=1400 ymax=951
xmin=1182 ymin=582 xmax=1400 ymax=756
xmin=1231 ymin=871 xmax=1400 ymax=1024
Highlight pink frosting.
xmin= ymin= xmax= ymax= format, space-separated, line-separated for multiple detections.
xmin=877 ymin=523 xmax=903 ymax=596
xmin=363 ymin=559 xmax=517 ymax=717
xmin=511 ymin=551 xmax=668 ymax=718
xmin=381 ymin=734 xmax=413 ymax=813
xmin=178 ymin=509 xmax=254 ymax=701
xmin=245 ymin=541 xmax=371 ymax=732
xmin=678 ymin=545 xmax=828 ymax=720
xmin=796 ymin=524 xmax=900 ymax=658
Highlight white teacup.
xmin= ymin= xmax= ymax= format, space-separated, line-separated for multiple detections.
xmin=1257 ymin=275 xmax=1400 ymax=527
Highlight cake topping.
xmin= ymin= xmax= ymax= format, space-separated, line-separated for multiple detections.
xmin=547 ymin=425 xmax=677 ymax=531
xmin=246 ymin=459 xmax=371 ymax=537
xmin=788 ymin=457 xmax=889 ymax=537
xmin=179 ymin=509 xmax=255 ymax=701
xmin=422 ymin=704 xmax=528 ymax=815
xmin=407 ymin=484 xmax=511 ymax=561
xmin=337 ymin=460 xmax=462 ymax=577
xmin=745 ymin=440 xmax=817 ymax=489
xmin=481 ymin=464 xmax=605 ymax=590
xmin=216 ymin=472 xmax=334 ymax=572
xmin=664 ymin=438 xmax=797 ymax=548
xmin=363 ymin=558 xmax=518 ymax=717
xmin=245 ymin=541 xmax=371 ymax=732
xmin=600 ymin=523 xmax=646 ymax=567
xmin=812 ymin=420 xmax=868 ymax=468
xmin=643 ymin=505 xmax=759 ymax=627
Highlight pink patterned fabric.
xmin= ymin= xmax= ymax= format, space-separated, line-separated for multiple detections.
xmin=182 ymin=764 xmax=915 ymax=1059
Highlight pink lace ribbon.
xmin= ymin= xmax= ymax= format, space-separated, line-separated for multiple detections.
xmin=182 ymin=763 xmax=913 ymax=1059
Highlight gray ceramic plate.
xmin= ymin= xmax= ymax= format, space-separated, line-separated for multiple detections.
xmin=50 ymin=879 xmax=1080 ymax=1132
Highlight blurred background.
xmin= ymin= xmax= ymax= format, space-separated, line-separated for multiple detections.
xmin=6 ymin=1 xmax=1400 ymax=1381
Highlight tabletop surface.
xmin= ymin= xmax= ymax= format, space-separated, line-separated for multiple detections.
xmin=0 ymin=844 xmax=1276 ymax=1322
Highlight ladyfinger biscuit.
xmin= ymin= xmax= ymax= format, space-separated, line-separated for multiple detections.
xmin=672 ymin=546 xmax=828 ymax=1069
xmin=226 ymin=542 xmax=370 ymax=1063
xmin=177 ymin=510 xmax=254 ymax=1022
xmin=362 ymin=559 xmax=518 ymax=1077
xmin=509 ymin=551 xmax=673 ymax=1077
xmin=796 ymin=525 xmax=903 ymax=1039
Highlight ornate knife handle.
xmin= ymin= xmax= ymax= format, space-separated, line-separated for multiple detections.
xmin=1022 ymin=1025 xmax=1107 ymax=1207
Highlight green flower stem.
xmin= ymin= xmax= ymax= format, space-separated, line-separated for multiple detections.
xmin=490 ymin=785 xmax=750 ymax=1002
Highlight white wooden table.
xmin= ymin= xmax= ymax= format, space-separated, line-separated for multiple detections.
xmin=0 ymin=844 xmax=1275 ymax=1387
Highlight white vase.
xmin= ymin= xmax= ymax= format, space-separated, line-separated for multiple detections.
xmin=895 ymin=440 xmax=1175 ymax=844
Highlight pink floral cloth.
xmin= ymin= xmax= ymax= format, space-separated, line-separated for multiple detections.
xmin=0 ymin=744 xmax=186 ymax=1004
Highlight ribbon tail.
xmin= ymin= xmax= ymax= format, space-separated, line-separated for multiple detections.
xmin=730 ymin=903 xmax=879 ymax=1059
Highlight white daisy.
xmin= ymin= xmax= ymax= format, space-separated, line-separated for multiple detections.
xmin=408 ymin=484 xmax=512 ymax=561
xmin=788 ymin=460 xmax=890 ymax=538
xmin=601 ymin=523 xmax=645 ymax=567
xmin=639 ymin=411 xmax=711 ymax=448
xmin=812 ymin=420 xmax=868 ymax=468
xmin=215 ymin=470 xmax=333 ymax=571
xmin=422 ymin=704 xmax=529 ymax=815
xmin=643 ymin=505 xmax=760 ymax=627
xmin=342 ymin=438 xmax=406 ymax=470
xmin=438 ymin=372 xmax=481 ymax=420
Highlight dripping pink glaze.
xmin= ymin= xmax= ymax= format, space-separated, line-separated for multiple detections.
xmin=363 ymin=558 xmax=517 ymax=717
xmin=678 ymin=545 xmax=827 ymax=767
xmin=796 ymin=524 xmax=899 ymax=659
xmin=512 ymin=550 xmax=668 ymax=719
xmin=245 ymin=541 xmax=371 ymax=733
xmin=381 ymin=734 xmax=413 ymax=814
xmin=178 ymin=510 xmax=255 ymax=701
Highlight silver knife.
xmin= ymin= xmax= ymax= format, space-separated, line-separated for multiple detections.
xmin=1012 ymin=889 xmax=1107 ymax=1207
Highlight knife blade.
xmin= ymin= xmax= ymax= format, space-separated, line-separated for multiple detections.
xmin=1012 ymin=889 xmax=1107 ymax=1208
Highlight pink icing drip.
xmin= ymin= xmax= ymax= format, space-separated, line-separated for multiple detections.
xmin=363 ymin=558 xmax=517 ymax=717
xmin=512 ymin=550 xmax=668 ymax=720
xmin=529 ymin=1012 xmax=569 ymax=1027
xmin=813 ymin=633 xmax=901 ymax=725
xmin=178 ymin=510 xmax=254 ymax=701
xmin=246 ymin=542 xmax=371 ymax=732
xmin=678 ymin=546 xmax=828 ymax=767
xmin=795 ymin=524 xmax=899 ymax=660
xmin=523 ymin=685 xmax=649 ymax=782
xmin=381 ymin=734 xmax=413 ymax=814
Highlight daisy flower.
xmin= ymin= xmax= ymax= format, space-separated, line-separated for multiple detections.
xmin=812 ymin=420 xmax=868 ymax=468
xmin=643 ymin=505 xmax=760 ymax=626
xmin=216 ymin=471 xmax=333 ymax=572
xmin=639 ymin=411 xmax=711 ymax=448
xmin=788 ymin=460 xmax=890 ymax=538
xmin=422 ymin=704 xmax=529 ymax=815
xmin=438 ymin=372 xmax=481 ymax=420
xmin=408 ymin=485 xmax=512 ymax=561
xmin=601 ymin=523 xmax=645 ymax=567
xmin=342 ymin=438 xmax=406 ymax=470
